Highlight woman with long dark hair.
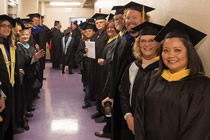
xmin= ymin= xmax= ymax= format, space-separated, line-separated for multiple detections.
xmin=135 ymin=18 xmax=210 ymax=140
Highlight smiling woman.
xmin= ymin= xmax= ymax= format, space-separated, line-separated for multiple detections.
xmin=0 ymin=14 xmax=16 ymax=140
xmin=134 ymin=18 xmax=210 ymax=140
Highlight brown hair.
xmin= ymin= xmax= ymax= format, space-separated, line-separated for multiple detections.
xmin=106 ymin=19 xmax=119 ymax=34
xmin=157 ymin=37 xmax=205 ymax=76
xmin=0 ymin=20 xmax=16 ymax=47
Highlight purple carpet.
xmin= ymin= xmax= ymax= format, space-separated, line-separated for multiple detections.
xmin=14 ymin=63 xmax=108 ymax=140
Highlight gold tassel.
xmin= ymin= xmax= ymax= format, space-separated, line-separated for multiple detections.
xmin=0 ymin=115 xmax=3 ymax=122
xmin=15 ymin=22 xmax=18 ymax=31
xmin=142 ymin=5 xmax=145 ymax=22
xmin=40 ymin=15 xmax=42 ymax=26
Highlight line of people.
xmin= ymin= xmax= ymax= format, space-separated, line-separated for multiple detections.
xmin=75 ymin=1 xmax=210 ymax=140
xmin=0 ymin=13 xmax=50 ymax=139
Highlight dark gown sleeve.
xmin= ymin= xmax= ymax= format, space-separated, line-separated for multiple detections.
xmin=134 ymin=71 xmax=155 ymax=140
xmin=75 ymin=40 xmax=85 ymax=64
xmin=179 ymin=77 xmax=210 ymax=140
xmin=119 ymin=65 xmax=132 ymax=117
xmin=16 ymin=45 xmax=26 ymax=70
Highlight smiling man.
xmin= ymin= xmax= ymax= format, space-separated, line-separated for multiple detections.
xmin=101 ymin=2 xmax=155 ymax=140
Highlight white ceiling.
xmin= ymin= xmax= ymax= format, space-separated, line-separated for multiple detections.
xmin=39 ymin=0 xmax=95 ymax=8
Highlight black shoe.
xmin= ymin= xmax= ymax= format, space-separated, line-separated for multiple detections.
xmin=95 ymin=131 xmax=111 ymax=138
xmin=95 ymin=116 xmax=106 ymax=123
xmin=82 ymin=104 xmax=91 ymax=109
xmin=91 ymin=112 xmax=103 ymax=119
xmin=25 ymin=112 xmax=33 ymax=118
xmin=14 ymin=127 xmax=24 ymax=134
xmin=23 ymin=120 xmax=30 ymax=130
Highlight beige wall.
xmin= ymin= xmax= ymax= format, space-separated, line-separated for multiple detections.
xmin=0 ymin=0 xmax=8 ymax=14
xmin=44 ymin=4 xmax=94 ymax=31
xmin=21 ymin=0 xmax=38 ymax=17
xmin=95 ymin=0 xmax=210 ymax=76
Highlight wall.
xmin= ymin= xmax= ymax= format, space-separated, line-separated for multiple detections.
xmin=44 ymin=4 xmax=94 ymax=31
xmin=21 ymin=0 xmax=38 ymax=17
xmin=95 ymin=0 xmax=210 ymax=76
xmin=0 ymin=0 xmax=8 ymax=14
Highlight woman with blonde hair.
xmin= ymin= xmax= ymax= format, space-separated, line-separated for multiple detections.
xmin=119 ymin=22 xmax=162 ymax=139
xmin=0 ymin=14 xmax=16 ymax=140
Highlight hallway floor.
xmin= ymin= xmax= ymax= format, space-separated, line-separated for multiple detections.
xmin=14 ymin=63 xmax=107 ymax=140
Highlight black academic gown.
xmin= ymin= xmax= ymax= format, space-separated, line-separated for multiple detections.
xmin=61 ymin=35 xmax=75 ymax=67
xmin=135 ymin=72 xmax=210 ymax=140
xmin=41 ymin=24 xmax=52 ymax=45
xmin=118 ymin=60 xmax=159 ymax=139
xmin=51 ymin=27 xmax=63 ymax=68
xmin=16 ymin=43 xmax=37 ymax=111
xmin=71 ymin=27 xmax=81 ymax=67
xmin=0 ymin=43 xmax=18 ymax=140
xmin=75 ymin=40 xmax=88 ymax=84
xmin=100 ymin=38 xmax=117 ymax=100
xmin=108 ymin=32 xmax=136 ymax=140
xmin=88 ymin=30 xmax=109 ymax=100
xmin=31 ymin=26 xmax=47 ymax=86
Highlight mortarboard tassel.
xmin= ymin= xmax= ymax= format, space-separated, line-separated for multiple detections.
xmin=0 ymin=115 xmax=3 ymax=122
xmin=40 ymin=15 xmax=42 ymax=26
xmin=15 ymin=22 xmax=18 ymax=31
xmin=142 ymin=5 xmax=145 ymax=22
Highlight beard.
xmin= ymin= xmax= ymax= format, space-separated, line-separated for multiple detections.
xmin=115 ymin=24 xmax=124 ymax=31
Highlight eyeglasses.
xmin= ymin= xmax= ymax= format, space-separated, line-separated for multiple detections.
xmin=0 ymin=24 xmax=12 ymax=29
xmin=140 ymin=39 xmax=156 ymax=45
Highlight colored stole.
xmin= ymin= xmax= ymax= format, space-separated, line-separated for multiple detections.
xmin=62 ymin=36 xmax=72 ymax=54
xmin=0 ymin=44 xmax=16 ymax=87
xmin=161 ymin=69 xmax=190 ymax=82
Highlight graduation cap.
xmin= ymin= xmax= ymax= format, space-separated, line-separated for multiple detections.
xmin=0 ymin=14 xmax=16 ymax=27
xmin=124 ymin=1 xmax=155 ymax=13
xmin=154 ymin=18 xmax=207 ymax=46
xmin=86 ymin=18 xmax=95 ymax=24
xmin=108 ymin=13 xmax=114 ymax=21
xmin=21 ymin=18 xmax=31 ymax=24
xmin=54 ymin=20 xmax=60 ymax=26
xmin=91 ymin=13 xmax=108 ymax=20
xmin=27 ymin=13 xmax=41 ymax=20
xmin=132 ymin=22 xmax=163 ymax=35
xmin=111 ymin=6 xmax=125 ymax=15
xmin=84 ymin=23 xmax=96 ymax=31
xmin=16 ymin=18 xmax=31 ymax=30
xmin=79 ymin=22 xmax=87 ymax=30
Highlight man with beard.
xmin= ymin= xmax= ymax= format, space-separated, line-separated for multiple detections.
xmin=102 ymin=2 xmax=155 ymax=140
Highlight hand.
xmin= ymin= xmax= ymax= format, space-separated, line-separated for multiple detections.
xmin=83 ymin=53 xmax=87 ymax=57
xmin=34 ymin=49 xmax=45 ymax=61
xmin=0 ymin=97 xmax=6 ymax=113
xmin=19 ymin=69 xmax=25 ymax=75
xmin=126 ymin=114 xmax=135 ymax=134
xmin=98 ymin=59 xmax=104 ymax=66
xmin=35 ymin=44 xmax=40 ymax=50
xmin=85 ymin=48 xmax=88 ymax=53
xmin=102 ymin=97 xmax=113 ymax=107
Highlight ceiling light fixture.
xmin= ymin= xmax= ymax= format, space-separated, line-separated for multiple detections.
xmin=50 ymin=2 xmax=81 ymax=6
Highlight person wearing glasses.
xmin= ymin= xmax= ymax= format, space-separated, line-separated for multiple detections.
xmin=0 ymin=14 xmax=16 ymax=140
xmin=119 ymin=22 xmax=162 ymax=139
